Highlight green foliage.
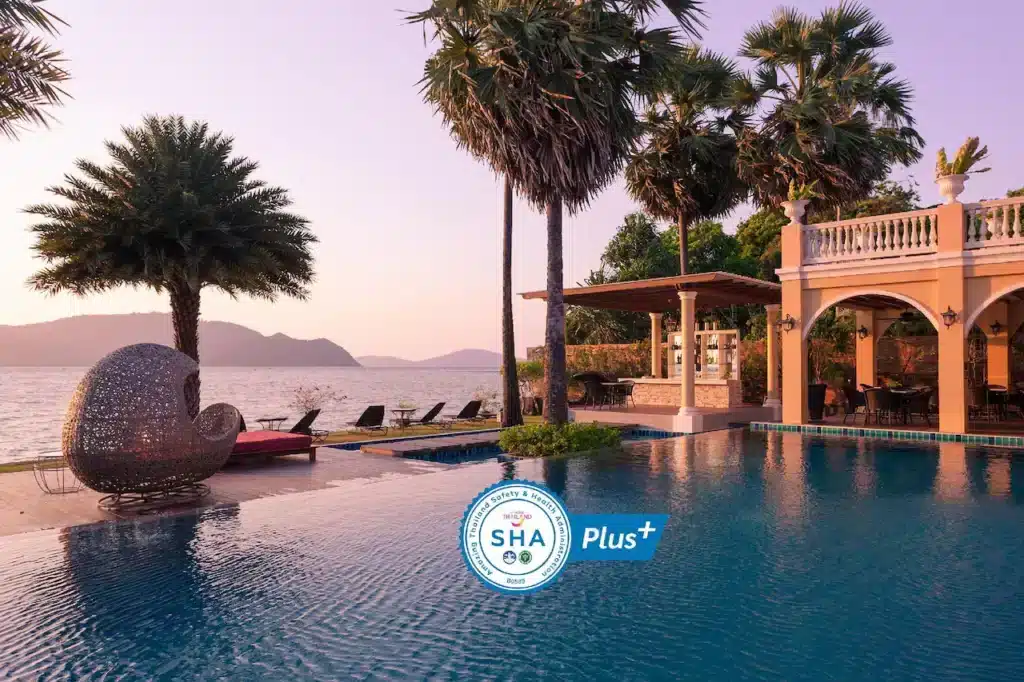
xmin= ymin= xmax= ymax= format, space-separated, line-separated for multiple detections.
xmin=27 ymin=115 xmax=316 ymax=299
xmin=935 ymin=137 xmax=990 ymax=177
xmin=1008 ymin=187 xmax=1024 ymax=198
xmin=498 ymin=423 xmax=621 ymax=457
xmin=0 ymin=0 xmax=69 ymax=138
xmin=737 ymin=3 xmax=924 ymax=209
xmin=567 ymin=342 xmax=650 ymax=379
xmin=735 ymin=208 xmax=787 ymax=281
xmin=409 ymin=0 xmax=703 ymax=213
xmin=806 ymin=178 xmax=921 ymax=224
xmin=787 ymin=180 xmax=821 ymax=201
xmin=624 ymin=46 xmax=749 ymax=262
xmin=516 ymin=360 xmax=544 ymax=383
xmin=740 ymin=344 xmax=768 ymax=403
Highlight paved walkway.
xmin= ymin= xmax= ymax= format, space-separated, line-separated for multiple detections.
xmin=360 ymin=431 xmax=500 ymax=457
xmin=0 ymin=450 xmax=447 ymax=537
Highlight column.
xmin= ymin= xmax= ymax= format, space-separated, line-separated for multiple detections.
xmin=978 ymin=302 xmax=1010 ymax=387
xmin=854 ymin=309 xmax=877 ymax=388
xmin=936 ymin=202 xmax=968 ymax=433
xmin=678 ymin=291 xmax=697 ymax=415
xmin=649 ymin=313 xmax=664 ymax=378
xmin=781 ymin=281 xmax=808 ymax=424
xmin=764 ymin=304 xmax=781 ymax=407
xmin=779 ymin=200 xmax=808 ymax=424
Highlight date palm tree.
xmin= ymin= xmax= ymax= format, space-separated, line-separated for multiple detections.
xmin=1 ymin=0 xmax=69 ymax=138
xmin=625 ymin=47 xmax=748 ymax=274
xmin=411 ymin=0 xmax=701 ymax=424
xmin=736 ymin=2 xmax=923 ymax=211
xmin=27 ymin=115 xmax=316 ymax=417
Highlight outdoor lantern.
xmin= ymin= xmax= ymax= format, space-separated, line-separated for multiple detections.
xmin=857 ymin=326 xmax=870 ymax=339
xmin=990 ymin=320 xmax=1004 ymax=335
xmin=780 ymin=314 xmax=797 ymax=332
xmin=941 ymin=306 xmax=958 ymax=328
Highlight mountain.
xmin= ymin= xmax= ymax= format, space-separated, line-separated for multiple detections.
xmin=357 ymin=348 xmax=501 ymax=369
xmin=0 ymin=313 xmax=361 ymax=367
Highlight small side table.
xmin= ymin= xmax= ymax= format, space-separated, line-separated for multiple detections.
xmin=256 ymin=417 xmax=288 ymax=431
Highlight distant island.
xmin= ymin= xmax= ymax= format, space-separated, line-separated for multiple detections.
xmin=0 ymin=313 xmax=360 ymax=367
xmin=357 ymin=349 xmax=501 ymax=369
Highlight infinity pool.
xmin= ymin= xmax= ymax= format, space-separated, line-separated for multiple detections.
xmin=2 ymin=429 xmax=1023 ymax=680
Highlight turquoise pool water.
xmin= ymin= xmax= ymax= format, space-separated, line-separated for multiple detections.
xmin=2 ymin=429 xmax=1023 ymax=680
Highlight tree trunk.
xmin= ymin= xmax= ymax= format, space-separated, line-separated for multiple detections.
xmin=169 ymin=283 xmax=202 ymax=419
xmin=677 ymin=213 xmax=689 ymax=275
xmin=501 ymin=177 xmax=523 ymax=428
xmin=836 ymin=205 xmax=842 ymax=221
xmin=544 ymin=198 xmax=568 ymax=425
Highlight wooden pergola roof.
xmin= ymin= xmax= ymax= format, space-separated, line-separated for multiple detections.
xmin=520 ymin=272 xmax=781 ymax=313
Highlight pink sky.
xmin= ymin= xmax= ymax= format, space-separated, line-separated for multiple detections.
xmin=1 ymin=0 xmax=1021 ymax=359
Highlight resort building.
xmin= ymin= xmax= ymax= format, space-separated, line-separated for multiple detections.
xmin=523 ymin=182 xmax=1024 ymax=439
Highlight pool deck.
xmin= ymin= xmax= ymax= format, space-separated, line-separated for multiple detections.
xmin=360 ymin=431 xmax=500 ymax=457
xmin=0 ymin=449 xmax=450 ymax=538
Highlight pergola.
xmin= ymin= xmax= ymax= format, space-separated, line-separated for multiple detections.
xmin=521 ymin=272 xmax=784 ymax=426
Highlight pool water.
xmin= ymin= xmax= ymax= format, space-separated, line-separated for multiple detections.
xmin=2 ymin=429 xmax=1024 ymax=680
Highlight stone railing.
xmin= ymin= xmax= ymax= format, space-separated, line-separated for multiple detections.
xmin=965 ymin=197 xmax=1024 ymax=249
xmin=802 ymin=208 xmax=939 ymax=266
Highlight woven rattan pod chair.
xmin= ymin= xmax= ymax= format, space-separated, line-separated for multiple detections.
xmin=62 ymin=344 xmax=240 ymax=509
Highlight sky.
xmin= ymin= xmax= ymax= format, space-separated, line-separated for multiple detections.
xmin=1 ymin=0 xmax=1022 ymax=360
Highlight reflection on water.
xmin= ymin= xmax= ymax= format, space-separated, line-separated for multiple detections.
xmin=2 ymin=430 xmax=1024 ymax=680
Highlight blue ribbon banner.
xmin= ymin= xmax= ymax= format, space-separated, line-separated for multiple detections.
xmin=568 ymin=514 xmax=669 ymax=562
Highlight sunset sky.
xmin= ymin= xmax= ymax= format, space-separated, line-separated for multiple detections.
xmin=1 ymin=0 xmax=1021 ymax=359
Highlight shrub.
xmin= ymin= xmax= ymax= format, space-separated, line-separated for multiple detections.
xmin=498 ymin=423 xmax=621 ymax=457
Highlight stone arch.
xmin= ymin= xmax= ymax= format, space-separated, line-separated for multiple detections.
xmin=963 ymin=283 xmax=1024 ymax=337
xmin=802 ymin=289 xmax=940 ymax=340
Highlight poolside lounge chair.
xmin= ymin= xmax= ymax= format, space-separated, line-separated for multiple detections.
xmin=289 ymin=409 xmax=322 ymax=435
xmin=441 ymin=400 xmax=482 ymax=428
xmin=348 ymin=405 xmax=388 ymax=434
xmin=415 ymin=402 xmax=446 ymax=427
xmin=230 ymin=431 xmax=317 ymax=463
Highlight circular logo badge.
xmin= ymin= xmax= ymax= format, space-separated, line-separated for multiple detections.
xmin=460 ymin=480 xmax=572 ymax=594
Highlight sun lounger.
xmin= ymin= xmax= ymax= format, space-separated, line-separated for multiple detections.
xmin=348 ymin=405 xmax=388 ymax=434
xmin=441 ymin=400 xmax=482 ymax=428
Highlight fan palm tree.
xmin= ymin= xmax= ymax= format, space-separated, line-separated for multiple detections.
xmin=1 ymin=0 xmax=69 ymax=138
xmin=410 ymin=0 xmax=701 ymax=424
xmin=736 ymin=2 xmax=923 ymax=212
xmin=27 ymin=115 xmax=316 ymax=417
xmin=625 ymin=47 xmax=748 ymax=274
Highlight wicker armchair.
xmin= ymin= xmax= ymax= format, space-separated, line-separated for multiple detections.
xmin=63 ymin=344 xmax=240 ymax=508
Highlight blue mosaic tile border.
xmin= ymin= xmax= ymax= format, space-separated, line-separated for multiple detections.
xmin=750 ymin=422 xmax=1024 ymax=449
xmin=328 ymin=426 xmax=682 ymax=462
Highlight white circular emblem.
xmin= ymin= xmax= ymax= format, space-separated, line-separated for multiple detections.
xmin=460 ymin=480 xmax=572 ymax=594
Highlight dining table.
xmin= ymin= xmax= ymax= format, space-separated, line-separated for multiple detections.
xmin=390 ymin=407 xmax=418 ymax=428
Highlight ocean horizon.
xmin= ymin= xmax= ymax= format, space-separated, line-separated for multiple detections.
xmin=0 ymin=367 xmax=501 ymax=464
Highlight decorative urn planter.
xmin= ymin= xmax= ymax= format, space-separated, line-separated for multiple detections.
xmin=937 ymin=173 xmax=967 ymax=204
xmin=781 ymin=199 xmax=809 ymax=223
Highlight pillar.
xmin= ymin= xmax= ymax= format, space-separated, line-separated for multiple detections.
xmin=936 ymin=202 xmax=968 ymax=433
xmin=649 ymin=313 xmax=663 ymax=378
xmin=854 ymin=309 xmax=877 ymax=388
xmin=678 ymin=291 xmax=697 ymax=415
xmin=764 ymin=304 xmax=781 ymax=407
xmin=779 ymin=201 xmax=808 ymax=424
xmin=978 ymin=302 xmax=1010 ymax=387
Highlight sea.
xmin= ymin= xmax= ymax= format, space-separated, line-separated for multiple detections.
xmin=0 ymin=367 xmax=501 ymax=465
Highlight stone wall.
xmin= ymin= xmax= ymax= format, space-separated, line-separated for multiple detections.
xmin=632 ymin=381 xmax=743 ymax=408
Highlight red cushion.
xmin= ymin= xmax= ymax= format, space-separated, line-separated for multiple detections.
xmin=232 ymin=430 xmax=312 ymax=455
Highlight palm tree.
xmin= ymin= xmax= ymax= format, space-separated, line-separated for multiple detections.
xmin=410 ymin=0 xmax=701 ymax=424
xmin=625 ymin=47 xmax=748 ymax=274
xmin=1 ymin=0 xmax=69 ymax=138
xmin=27 ymin=115 xmax=316 ymax=417
xmin=736 ymin=2 xmax=923 ymax=211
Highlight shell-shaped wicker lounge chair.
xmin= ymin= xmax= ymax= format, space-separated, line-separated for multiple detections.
xmin=62 ymin=343 xmax=240 ymax=508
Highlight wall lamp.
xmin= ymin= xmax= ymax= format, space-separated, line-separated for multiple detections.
xmin=780 ymin=314 xmax=797 ymax=332
xmin=857 ymin=325 xmax=870 ymax=339
xmin=941 ymin=306 xmax=958 ymax=328
xmin=990 ymin=321 xmax=1004 ymax=335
